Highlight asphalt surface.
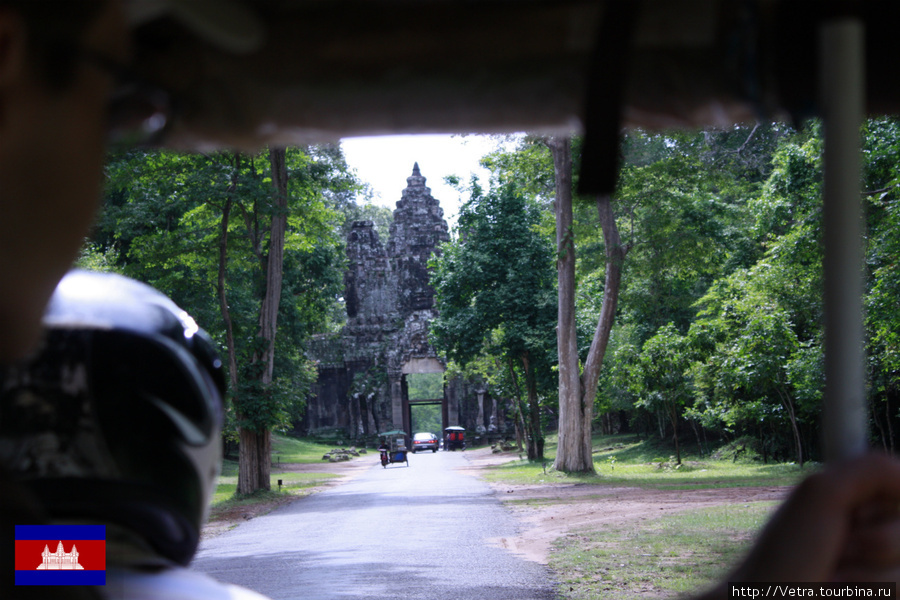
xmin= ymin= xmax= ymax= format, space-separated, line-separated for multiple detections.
xmin=191 ymin=449 xmax=557 ymax=600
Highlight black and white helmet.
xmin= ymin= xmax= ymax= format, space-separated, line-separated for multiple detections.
xmin=0 ymin=270 xmax=225 ymax=565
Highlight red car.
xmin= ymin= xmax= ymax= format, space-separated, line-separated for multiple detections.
xmin=411 ymin=432 xmax=439 ymax=453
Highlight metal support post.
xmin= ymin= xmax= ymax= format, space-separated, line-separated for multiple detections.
xmin=820 ymin=17 xmax=867 ymax=461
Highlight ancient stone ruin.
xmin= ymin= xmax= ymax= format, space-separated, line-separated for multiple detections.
xmin=306 ymin=164 xmax=507 ymax=443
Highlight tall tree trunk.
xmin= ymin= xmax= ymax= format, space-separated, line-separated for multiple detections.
xmin=581 ymin=193 xmax=628 ymax=421
xmin=668 ymin=401 xmax=681 ymax=464
xmin=548 ymin=137 xmax=628 ymax=473
xmin=777 ymin=387 xmax=804 ymax=468
xmin=238 ymin=428 xmax=271 ymax=494
xmin=217 ymin=156 xmax=244 ymax=473
xmin=507 ymin=357 xmax=526 ymax=453
xmin=886 ymin=397 xmax=895 ymax=455
xmin=258 ymin=147 xmax=288 ymax=385
xmin=548 ymin=137 xmax=594 ymax=473
xmin=218 ymin=154 xmax=240 ymax=393
xmin=522 ymin=352 xmax=543 ymax=461
xmin=238 ymin=147 xmax=289 ymax=495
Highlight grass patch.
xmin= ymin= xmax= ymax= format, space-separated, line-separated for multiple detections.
xmin=212 ymin=459 xmax=340 ymax=506
xmin=271 ymin=433 xmax=353 ymax=464
xmin=551 ymin=502 xmax=776 ymax=600
xmin=208 ymin=489 xmax=291 ymax=521
xmin=210 ymin=433 xmax=348 ymax=511
xmin=481 ymin=434 xmax=810 ymax=489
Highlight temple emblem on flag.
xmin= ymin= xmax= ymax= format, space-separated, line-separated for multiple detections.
xmin=37 ymin=541 xmax=85 ymax=570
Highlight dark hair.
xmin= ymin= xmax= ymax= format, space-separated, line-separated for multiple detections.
xmin=0 ymin=0 xmax=107 ymax=90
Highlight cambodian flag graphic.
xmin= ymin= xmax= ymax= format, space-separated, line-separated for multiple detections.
xmin=14 ymin=525 xmax=106 ymax=586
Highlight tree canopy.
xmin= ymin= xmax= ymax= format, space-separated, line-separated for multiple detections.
xmin=84 ymin=117 xmax=900 ymax=472
xmin=92 ymin=145 xmax=364 ymax=492
xmin=466 ymin=119 xmax=900 ymax=464
xmin=430 ymin=181 xmax=557 ymax=460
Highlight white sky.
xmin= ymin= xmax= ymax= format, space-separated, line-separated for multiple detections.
xmin=340 ymin=133 xmax=517 ymax=230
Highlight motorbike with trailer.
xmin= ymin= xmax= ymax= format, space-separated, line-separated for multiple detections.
xmin=377 ymin=430 xmax=409 ymax=467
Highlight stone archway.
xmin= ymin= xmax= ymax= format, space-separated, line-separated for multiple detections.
xmin=398 ymin=358 xmax=448 ymax=443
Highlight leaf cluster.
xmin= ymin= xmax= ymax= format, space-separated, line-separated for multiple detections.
xmin=96 ymin=146 xmax=362 ymax=433
xmin=429 ymin=182 xmax=556 ymax=372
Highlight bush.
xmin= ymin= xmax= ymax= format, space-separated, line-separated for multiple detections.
xmin=710 ymin=437 xmax=764 ymax=463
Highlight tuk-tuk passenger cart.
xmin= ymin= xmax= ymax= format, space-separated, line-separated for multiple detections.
xmin=377 ymin=430 xmax=409 ymax=467
xmin=444 ymin=426 xmax=465 ymax=451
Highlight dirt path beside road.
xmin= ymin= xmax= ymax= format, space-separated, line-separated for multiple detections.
xmin=460 ymin=447 xmax=790 ymax=564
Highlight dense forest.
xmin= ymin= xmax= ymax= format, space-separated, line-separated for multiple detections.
xmin=432 ymin=119 xmax=900 ymax=466
xmin=88 ymin=119 xmax=900 ymax=484
xmin=87 ymin=147 xmax=391 ymax=492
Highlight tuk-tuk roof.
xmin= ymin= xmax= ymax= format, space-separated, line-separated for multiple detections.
xmin=378 ymin=430 xmax=408 ymax=437
xmin=131 ymin=1 xmax=900 ymax=151
xmin=444 ymin=426 xmax=465 ymax=432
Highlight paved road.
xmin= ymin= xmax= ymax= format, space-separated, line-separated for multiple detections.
xmin=191 ymin=450 xmax=556 ymax=600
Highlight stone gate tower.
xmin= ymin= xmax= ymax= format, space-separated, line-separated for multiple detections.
xmin=307 ymin=164 xmax=452 ymax=439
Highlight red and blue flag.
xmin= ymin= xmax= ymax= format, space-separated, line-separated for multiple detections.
xmin=14 ymin=525 xmax=106 ymax=586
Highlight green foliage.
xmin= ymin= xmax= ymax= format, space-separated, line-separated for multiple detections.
xmin=629 ymin=323 xmax=692 ymax=412
xmin=615 ymin=138 xmax=745 ymax=340
xmin=101 ymin=118 xmax=900 ymax=463
xmin=410 ymin=404 xmax=442 ymax=434
xmin=407 ymin=372 xmax=444 ymax=435
xmin=710 ymin=436 xmax=766 ymax=463
xmin=451 ymin=119 xmax=900 ymax=462
xmin=430 ymin=182 xmax=557 ymax=370
xmin=861 ymin=118 xmax=900 ymax=448
xmin=430 ymin=181 xmax=557 ymax=459
xmin=682 ymin=128 xmax=825 ymax=463
xmin=74 ymin=242 xmax=121 ymax=273
xmin=339 ymin=200 xmax=393 ymax=241
xmin=98 ymin=146 xmax=361 ymax=436
xmin=407 ymin=373 xmax=443 ymax=400
xmin=479 ymin=136 xmax=556 ymax=204
xmin=628 ymin=323 xmax=693 ymax=462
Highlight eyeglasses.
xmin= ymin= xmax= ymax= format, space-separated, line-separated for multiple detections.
xmin=75 ymin=48 xmax=176 ymax=149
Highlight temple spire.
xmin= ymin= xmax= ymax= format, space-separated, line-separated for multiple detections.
xmin=406 ymin=162 xmax=426 ymax=188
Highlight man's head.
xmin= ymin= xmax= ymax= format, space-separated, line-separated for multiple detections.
xmin=0 ymin=0 xmax=129 ymax=361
